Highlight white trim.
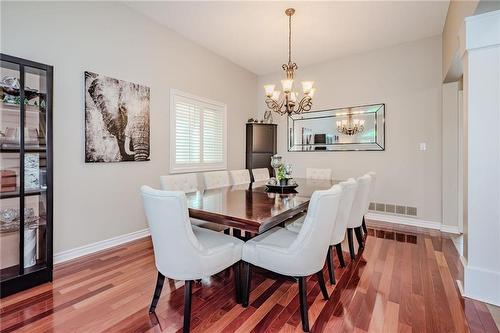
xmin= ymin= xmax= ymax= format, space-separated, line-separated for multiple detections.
xmin=464 ymin=10 xmax=500 ymax=51
xmin=456 ymin=279 xmax=465 ymax=296
xmin=460 ymin=255 xmax=468 ymax=269
xmin=440 ymin=224 xmax=462 ymax=234
xmin=366 ymin=212 xmax=462 ymax=235
xmin=465 ymin=264 xmax=500 ymax=306
xmin=54 ymin=228 xmax=150 ymax=264
xmin=365 ymin=212 xmax=442 ymax=230
xmin=169 ymin=89 xmax=227 ymax=174
xmin=451 ymin=234 xmax=464 ymax=257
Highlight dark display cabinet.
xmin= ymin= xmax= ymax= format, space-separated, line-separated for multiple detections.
xmin=0 ymin=54 xmax=53 ymax=297
xmin=245 ymin=123 xmax=277 ymax=179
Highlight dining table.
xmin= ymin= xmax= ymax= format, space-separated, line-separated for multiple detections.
xmin=186 ymin=178 xmax=338 ymax=234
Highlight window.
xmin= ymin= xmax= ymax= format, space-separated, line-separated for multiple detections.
xmin=170 ymin=89 xmax=227 ymax=173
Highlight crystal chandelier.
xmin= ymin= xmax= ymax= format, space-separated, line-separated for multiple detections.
xmin=337 ymin=110 xmax=365 ymax=136
xmin=263 ymin=8 xmax=315 ymax=116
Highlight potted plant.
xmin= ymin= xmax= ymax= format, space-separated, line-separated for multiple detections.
xmin=276 ymin=165 xmax=287 ymax=186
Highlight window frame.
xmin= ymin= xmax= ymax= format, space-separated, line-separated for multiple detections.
xmin=169 ymin=89 xmax=227 ymax=174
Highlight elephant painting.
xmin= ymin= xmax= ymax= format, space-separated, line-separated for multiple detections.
xmin=85 ymin=71 xmax=150 ymax=162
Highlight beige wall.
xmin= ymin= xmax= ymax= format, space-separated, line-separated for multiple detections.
xmin=257 ymin=36 xmax=443 ymax=223
xmin=442 ymin=0 xmax=479 ymax=81
xmin=1 ymin=2 xmax=257 ymax=253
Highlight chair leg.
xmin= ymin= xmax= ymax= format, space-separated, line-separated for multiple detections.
xmin=335 ymin=243 xmax=346 ymax=268
xmin=347 ymin=228 xmax=356 ymax=260
xmin=234 ymin=261 xmax=241 ymax=303
xmin=298 ymin=277 xmax=310 ymax=332
xmin=233 ymin=229 xmax=242 ymax=239
xmin=316 ymin=271 xmax=329 ymax=300
xmin=355 ymin=227 xmax=364 ymax=250
xmin=362 ymin=215 xmax=367 ymax=234
xmin=242 ymin=262 xmax=252 ymax=307
xmin=326 ymin=245 xmax=335 ymax=285
xmin=149 ymin=272 xmax=165 ymax=312
xmin=183 ymin=280 xmax=193 ymax=333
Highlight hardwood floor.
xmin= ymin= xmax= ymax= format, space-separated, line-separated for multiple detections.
xmin=1 ymin=222 xmax=498 ymax=333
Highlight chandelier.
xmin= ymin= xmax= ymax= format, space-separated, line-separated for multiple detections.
xmin=337 ymin=110 xmax=365 ymax=136
xmin=263 ymin=8 xmax=315 ymax=116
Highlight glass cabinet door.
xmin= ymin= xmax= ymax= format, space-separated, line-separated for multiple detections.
xmin=22 ymin=65 xmax=49 ymax=273
xmin=0 ymin=59 xmax=23 ymax=280
xmin=0 ymin=59 xmax=50 ymax=282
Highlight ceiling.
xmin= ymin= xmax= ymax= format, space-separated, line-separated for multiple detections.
xmin=126 ymin=1 xmax=450 ymax=75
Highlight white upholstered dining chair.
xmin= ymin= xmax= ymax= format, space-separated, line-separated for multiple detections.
xmin=346 ymin=174 xmax=372 ymax=260
xmin=325 ymin=178 xmax=357 ymax=283
xmin=203 ymin=170 xmax=231 ymax=189
xmin=285 ymin=178 xmax=358 ymax=284
xmin=141 ymin=186 xmax=243 ymax=333
xmin=251 ymin=168 xmax=270 ymax=182
xmin=306 ymin=168 xmax=332 ymax=180
xmin=229 ymin=169 xmax=251 ymax=185
xmin=160 ymin=174 xmax=229 ymax=234
xmin=160 ymin=173 xmax=198 ymax=193
xmin=241 ymin=186 xmax=343 ymax=332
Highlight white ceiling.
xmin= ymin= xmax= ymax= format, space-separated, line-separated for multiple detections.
xmin=126 ymin=1 xmax=450 ymax=75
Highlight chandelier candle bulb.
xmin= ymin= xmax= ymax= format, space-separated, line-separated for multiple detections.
xmin=281 ymin=79 xmax=293 ymax=93
xmin=290 ymin=92 xmax=297 ymax=103
xmin=302 ymin=81 xmax=314 ymax=94
xmin=308 ymin=88 xmax=315 ymax=98
xmin=264 ymin=84 xmax=275 ymax=98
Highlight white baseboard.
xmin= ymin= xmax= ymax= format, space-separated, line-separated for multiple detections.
xmin=365 ymin=212 xmax=442 ymax=230
xmin=54 ymin=228 xmax=150 ymax=264
xmin=452 ymin=235 xmax=464 ymax=257
xmin=365 ymin=212 xmax=461 ymax=235
xmin=465 ymin=264 xmax=500 ymax=306
xmin=440 ymin=224 xmax=462 ymax=234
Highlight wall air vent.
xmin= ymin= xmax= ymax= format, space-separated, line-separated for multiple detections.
xmin=369 ymin=202 xmax=418 ymax=217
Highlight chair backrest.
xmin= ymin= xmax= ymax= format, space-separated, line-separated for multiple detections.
xmin=140 ymin=186 xmax=205 ymax=280
xmin=160 ymin=173 xmax=199 ymax=193
xmin=347 ymin=174 xmax=372 ymax=228
xmin=229 ymin=169 xmax=251 ymax=185
xmin=330 ymin=178 xmax=358 ymax=245
xmin=203 ymin=170 xmax=230 ymax=189
xmin=288 ymin=185 xmax=343 ymax=275
xmin=252 ymin=168 xmax=270 ymax=182
xmin=306 ymin=168 xmax=332 ymax=180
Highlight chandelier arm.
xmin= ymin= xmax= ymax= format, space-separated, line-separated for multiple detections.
xmin=266 ymin=97 xmax=287 ymax=115
xmin=297 ymin=96 xmax=312 ymax=113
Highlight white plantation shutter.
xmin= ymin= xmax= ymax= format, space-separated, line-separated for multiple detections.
xmin=170 ymin=90 xmax=227 ymax=173
xmin=175 ymin=101 xmax=201 ymax=164
xmin=203 ymin=107 xmax=224 ymax=163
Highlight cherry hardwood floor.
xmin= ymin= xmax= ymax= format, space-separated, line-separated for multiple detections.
xmin=1 ymin=222 xmax=498 ymax=333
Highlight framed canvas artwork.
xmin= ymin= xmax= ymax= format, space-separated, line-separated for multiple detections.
xmin=85 ymin=71 xmax=150 ymax=162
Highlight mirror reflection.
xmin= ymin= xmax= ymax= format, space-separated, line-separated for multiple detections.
xmin=287 ymin=103 xmax=385 ymax=151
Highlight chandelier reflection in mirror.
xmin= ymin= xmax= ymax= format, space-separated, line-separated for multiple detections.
xmin=337 ymin=110 xmax=365 ymax=136
xmin=263 ymin=8 xmax=315 ymax=116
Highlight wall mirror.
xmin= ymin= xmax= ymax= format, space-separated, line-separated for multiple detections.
xmin=287 ymin=103 xmax=385 ymax=151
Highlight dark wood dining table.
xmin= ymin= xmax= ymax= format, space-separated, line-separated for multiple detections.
xmin=186 ymin=178 xmax=337 ymax=234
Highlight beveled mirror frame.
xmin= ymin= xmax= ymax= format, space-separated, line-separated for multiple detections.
xmin=287 ymin=103 xmax=385 ymax=152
